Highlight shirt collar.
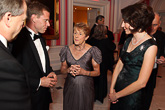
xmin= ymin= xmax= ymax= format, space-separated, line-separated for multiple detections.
xmin=26 ymin=26 xmax=39 ymax=40
xmin=0 ymin=34 xmax=7 ymax=48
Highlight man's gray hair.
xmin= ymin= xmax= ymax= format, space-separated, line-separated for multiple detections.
xmin=0 ymin=0 xmax=26 ymax=20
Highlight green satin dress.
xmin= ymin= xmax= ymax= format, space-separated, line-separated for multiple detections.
xmin=110 ymin=37 xmax=156 ymax=110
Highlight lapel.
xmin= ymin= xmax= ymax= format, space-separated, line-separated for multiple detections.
xmin=24 ymin=28 xmax=45 ymax=73
xmin=0 ymin=41 xmax=11 ymax=55
xmin=40 ymin=37 xmax=49 ymax=73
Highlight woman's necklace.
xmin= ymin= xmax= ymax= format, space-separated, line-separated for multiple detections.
xmin=131 ymin=33 xmax=147 ymax=45
xmin=74 ymin=44 xmax=85 ymax=51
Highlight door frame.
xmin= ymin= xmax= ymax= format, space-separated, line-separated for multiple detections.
xmin=67 ymin=0 xmax=110 ymax=45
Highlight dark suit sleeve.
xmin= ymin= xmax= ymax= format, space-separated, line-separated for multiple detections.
xmin=119 ymin=31 xmax=126 ymax=45
xmin=155 ymin=31 xmax=165 ymax=58
xmin=160 ymin=32 xmax=165 ymax=57
xmin=90 ymin=25 xmax=95 ymax=37
xmin=12 ymin=35 xmax=41 ymax=92
xmin=0 ymin=42 xmax=31 ymax=110
xmin=86 ymin=24 xmax=96 ymax=44
xmin=106 ymin=26 xmax=114 ymax=41
xmin=105 ymin=38 xmax=116 ymax=72
xmin=106 ymin=39 xmax=116 ymax=51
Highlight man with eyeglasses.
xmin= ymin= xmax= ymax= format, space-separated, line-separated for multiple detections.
xmin=150 ymin=13 xmax=165 ymax=68
xmin=11 ymin=1 xmax=57 ymax=110
xmin=143 ymin=12 xmax=165 ymax=110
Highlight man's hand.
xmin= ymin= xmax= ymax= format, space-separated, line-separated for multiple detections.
xmin=41 ymin=72 xmax=57 ymax=88
xmin=157 ymin=56 xmax=165 ymax=64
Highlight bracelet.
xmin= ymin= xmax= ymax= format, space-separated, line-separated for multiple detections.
xmin=89 ymin=71 xmax=91 ymax=76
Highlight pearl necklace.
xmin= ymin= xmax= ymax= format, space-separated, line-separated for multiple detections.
xmin=131 ymin=33 xmax=147 ymax=45
xmin=74 ymin=44 xmax=85 ymax=51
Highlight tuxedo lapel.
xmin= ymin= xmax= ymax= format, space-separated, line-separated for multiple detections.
xmin=29 ymin=38 xmax=44 ymax=73
xmin=0 ymin=41 xmax=11 ymax=55
xmin=24 ymin=28 xmax=44 ymax=73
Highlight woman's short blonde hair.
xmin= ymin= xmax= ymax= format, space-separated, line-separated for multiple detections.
xmin=74 ymin=22 xmax=90 ymax=37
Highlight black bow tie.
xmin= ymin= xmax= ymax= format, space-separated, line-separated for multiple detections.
xmin=33 ymin=34 xmax=41 ymax=41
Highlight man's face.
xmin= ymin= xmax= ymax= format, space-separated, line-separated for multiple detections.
xmin=97 ymin=18 xmax=104 ymax=24
xmin=34 ymin=10 xmax=50 ymax=34
xmin=10 ymin=1 xmax=27 ymax=41
xmin=151 ymin=14 xmax=160 ymax=34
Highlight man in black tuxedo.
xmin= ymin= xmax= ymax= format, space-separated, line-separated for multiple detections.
xmin=12 ymin=1 xmax=57 ymax=110
xmin=87 ymin=15 xmax=114 ymax=43
xmin=143 ymin=12 xmax=165 ymax=110
xmin=0 ymin=0 xmax=31 ymax=110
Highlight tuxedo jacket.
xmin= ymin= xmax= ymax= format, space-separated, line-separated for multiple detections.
xmin=12 ymin=27 xmax=53 ymax=110
xmin=152 ymin=30 xmax=165 ymax=58
xmin=0 ymin=41 xmax=31 ymax=110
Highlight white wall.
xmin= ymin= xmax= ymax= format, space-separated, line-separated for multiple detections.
xmin=111 ymin=0 xmax=140 ymax=33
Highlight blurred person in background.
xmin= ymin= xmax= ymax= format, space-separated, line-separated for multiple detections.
xmin=143 ymin=12 xmax=165 ymax=110
xmin=87 ymin=15 xmax=114 ymax=43
xmin=89 ymin=24 xmax=116 ymax=103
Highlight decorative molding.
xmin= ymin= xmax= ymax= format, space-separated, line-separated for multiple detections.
xmin=67 ymin=0 xmax=110 ymax=45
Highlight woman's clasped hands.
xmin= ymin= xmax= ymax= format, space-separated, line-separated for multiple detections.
xmin=108 ymin=89 xmax=119 ymax=104
xmin=68 ymin=65 xmax=83 ymax=77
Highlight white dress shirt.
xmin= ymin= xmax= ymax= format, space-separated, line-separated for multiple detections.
xmin=26 ymin=26 xmax=46 ymax=73
xmin=0 ymin=34 xmax=7 ymax=48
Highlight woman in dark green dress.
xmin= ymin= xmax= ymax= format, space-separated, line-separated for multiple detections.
xmin=109 ymin=3 xmax=157 ymax=110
